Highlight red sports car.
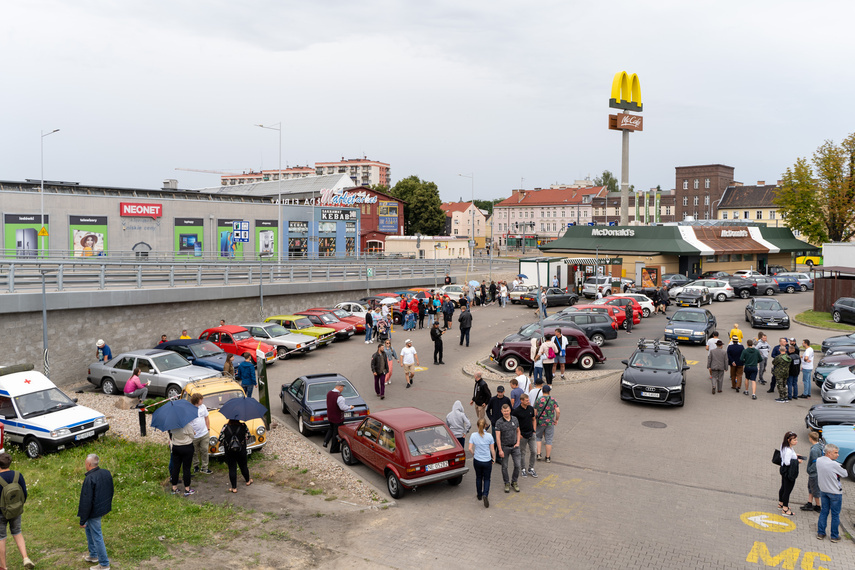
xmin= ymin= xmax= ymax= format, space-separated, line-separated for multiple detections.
xmin=339 ymin=407 xmax=469 ymax=499
xmin=199 ymin=325 xmax=276 ymax=364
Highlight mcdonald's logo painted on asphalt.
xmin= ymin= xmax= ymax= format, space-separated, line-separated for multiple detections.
xmin=609 ymin=71 xmax=642 ymax=112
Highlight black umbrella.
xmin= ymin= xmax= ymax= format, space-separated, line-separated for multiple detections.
xmin=150 ymin=399 xmax=197 ymax=432
xmin=218 ymin=397 xmax=269 ymax=421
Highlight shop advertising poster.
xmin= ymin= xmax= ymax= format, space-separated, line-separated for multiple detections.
xmin=4 ymin=214 xmax=49 ymax=258
xmin=288 ymin=221 xmax=308 ymax=258
xmin=641 ymin=267 xmax=659 ymax=287
xmin=255 ymin=220 xmax=278 ymax=258
xmin=174 ymin=218 xmax=204 ymax=257
xmin=378 ymin=201 xmax=398 ymax=232
xmin=69 ymin=216 xmax=107 ymax=257
xmin=217 ymin=219 xmax=244 ymax=259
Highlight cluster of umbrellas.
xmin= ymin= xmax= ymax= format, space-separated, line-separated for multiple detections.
xmin=150 ymin=396 xmax=268 ymax=432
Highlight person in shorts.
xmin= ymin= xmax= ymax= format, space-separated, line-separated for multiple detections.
xmin=533 ymin=384 xmax=560 ymax=463
xmin=0 ymin=453 xmax=34 ymax=569
xmin=399 ymin=339 xmax=419 ymax=388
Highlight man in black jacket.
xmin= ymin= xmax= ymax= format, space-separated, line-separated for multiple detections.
xmin=458 ymin=306 xmax=473 ymax=347
xmin=430 ymin=322 xmax=444 ymax=364
xmin=79 ymin=454 xmax=114 ymax=570
xmin=469 ymin=372 xmax=491 ymax=423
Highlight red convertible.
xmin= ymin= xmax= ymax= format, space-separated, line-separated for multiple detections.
xmin=339 ymin=408 xmax=469 ymax=499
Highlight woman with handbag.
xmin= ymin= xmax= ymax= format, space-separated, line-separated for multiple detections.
xmin=777 ymin=431 xmax=803 ymax=516
xmin=536 ymin=335 xmax=558 ymax=385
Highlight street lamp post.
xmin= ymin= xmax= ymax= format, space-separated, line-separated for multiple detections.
xmin=40 ymin=129 xmax=60 ymax=257
xmin=255 ymin=123 xmax=282 ymax=268
xmin=458 ymin=173 xmax=474 ymax=272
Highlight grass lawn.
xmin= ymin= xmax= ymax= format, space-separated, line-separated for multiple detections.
xmin=796 ymin=310 xmax=855 ymax=332
xmin=10 ymin=436 xmax=240 ymax=569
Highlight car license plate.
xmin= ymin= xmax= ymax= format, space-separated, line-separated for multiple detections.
xmin=348 ymin=331 xmax=354 ymax=336
xmin=640 ymin=391 xmax=660 ymax=398
xmin=309 ymin=345 xmax=316 ymax=350
xmin=490 ymin=356 xmax=494 ymax=361
xmin=75 ymin=430 xmax=94 ymax=441
xmin=425 ymin=460 xmax=449 ymax=472
xmin=677 ymin=336 xmax=689 ymax=341
xmin=344 ymin=412 xmax=353 ymax=418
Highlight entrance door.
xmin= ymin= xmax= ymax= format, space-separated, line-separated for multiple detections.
xmin=757 ymin=256 xmax=767 ymax=274
xmin=635 ymin=261 xmax=645 ymax=287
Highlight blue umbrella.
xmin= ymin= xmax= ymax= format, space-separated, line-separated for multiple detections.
xmin=517 ymin=274 xmax=529 ymax=279
xmin=150 ymin=399 xmax=198 ymax=432
xmin=218 ymin=396 xmax=269 ymax=422
xmin=468 ymin=280 xmax=480 ymax=287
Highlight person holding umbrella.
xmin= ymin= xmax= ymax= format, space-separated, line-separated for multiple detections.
xmin=217 ymin=397 xmax=267 ymax=493
xmin=151 ymin=399 xmax=199 ymax=497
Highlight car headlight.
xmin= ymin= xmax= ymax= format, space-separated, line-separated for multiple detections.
xmin=832 ymin=382 xmax=855 ymax=390
xmin=256 ymin=426 xmax=266 ymax=436
xmin=51 ymin=428 xmax=71 ymax=438
xmin=692 ymin=331 xmax=704 ymax=336
xmin=782 ymin=317 xmax=789 ymax=321
xmin=621 ymin=378 xmax=634 ymax=387
xmin=209 ymin=436 xmax=219 ymax=447
xmin=665 ymin=328 xmax=674 ymax=334
xmin=94 ymin=417 xmax=107 ymax=426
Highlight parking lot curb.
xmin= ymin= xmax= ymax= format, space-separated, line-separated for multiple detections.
xmin=793 ymin=316 xmax=855 ymax=333
xmin=463 ymin=359 xmax=620 ymax=387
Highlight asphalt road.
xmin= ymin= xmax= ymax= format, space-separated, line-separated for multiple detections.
xmin=263 ymin=289 xmax=855 ymax=569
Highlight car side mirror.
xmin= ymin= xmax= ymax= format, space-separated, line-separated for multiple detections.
xmin=621 ymin=359 xmax=628 ymax=365
xmin=682 ymin=366 xmax=690 ymax=371
xmin=784 ymin=307 xmax=788 ymax=310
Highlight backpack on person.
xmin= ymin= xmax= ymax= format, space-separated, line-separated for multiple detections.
xmin=547 ymin=345 xmax=556 ymax=359
xmin=0 ymin=472 xmax=25 ymax=519
xmin=224 ymin=425 xmax=244 ymax=453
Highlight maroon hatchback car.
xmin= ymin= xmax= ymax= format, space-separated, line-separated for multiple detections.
xmin=338 ymin=407 xmax=469 ymax=499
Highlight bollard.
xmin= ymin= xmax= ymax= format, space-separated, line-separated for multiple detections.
xmin=138 ymin=409 xmax=147 ymax=436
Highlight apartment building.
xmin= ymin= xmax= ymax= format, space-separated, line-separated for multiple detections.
xmin=221 ymin=166 xmax=315 ymax=185
xmin=674 ymin=164 xmax=735 ymax=220
xmin=440 ymin=201 xmax=487 ymax=239
xmin=717 ymin=181 xmax=785 ymax=227
xmin=314 ymin=157 xmax=391 ymax=187
xmin=590 ymin=190 xmax=677 ymax=225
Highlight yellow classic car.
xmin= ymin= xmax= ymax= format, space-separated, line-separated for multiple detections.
xmin=182 ymin=377 xmax=267 ymax=456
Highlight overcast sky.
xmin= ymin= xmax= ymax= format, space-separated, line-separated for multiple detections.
xmin=2 ymin=1 xmax=852 ymax=202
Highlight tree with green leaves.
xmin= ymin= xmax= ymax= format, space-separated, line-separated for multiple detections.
xmin=775 ymin=133 xmax=855 ymax=243
xmin=386 ymin=176 xmax=446 ymax=235
xmin=594 ymin=170 xmax=619 ymax=193
xmin=473 ymin=198 xmax=502 ymax=216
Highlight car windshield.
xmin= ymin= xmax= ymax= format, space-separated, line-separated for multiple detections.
xmin=331 ymin=309 xmax=350 ymax=319
xmin=190 ymin=341 xmax=223 ymax=358
xmin=590 ymin=299 xmax=608 ymax=305
xmin=318 ymin=314 xmax=339 ymax=324
xmin=293 ymin=318 xmax=314 ymax=329
xmin=14 ymin=388 xmax=76 ymax=419
xmin=671 ymin=311 xmax=705 ymax=323
xmin=307 ymin=381 xmax=358 ymax=402
xmin=233 ymin=331 xmax=252 ymax=341
xmin=630 ymin=352 xmax=679 ymax=371
xmin=153 ymin=353 xmax=191 ymax=372
xmin=265 ymin=324 xmax=289 ymax=337
xmin=513 ymin=286 xmax=528 ymax=292
xmin=518 ymin=323 xmax=546 ymax=338
xmin=754 ymin=300 xmax=783 ymax=310
xmin=406 ymin=425 xmax=456 ymax=456
xmin=200 ymin=390 xmax=245 ymax=410
xmin=680 ymin=288 xmax=702 ymax=296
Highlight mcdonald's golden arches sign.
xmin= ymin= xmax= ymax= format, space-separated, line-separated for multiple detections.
xmin=609 ymin=71 xmax=642 ymax=112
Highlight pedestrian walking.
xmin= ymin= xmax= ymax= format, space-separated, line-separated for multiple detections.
xmin=801 ymin=339 xmax=814 ymax=399
xmin=705 ymin=331 xmax=720 ymax=352
xmin=515 ymin=366 xmax=531 ymax=393
xmin=816 ymin=444 xmax=849 ymax=542
xmin=707 ymin=340 xmax=727 ymax=393
xmin=772 ymin=346 xmax=793 ymax=402
xmin=470 ymin=372 xmax=491 ymax=423
xmin=729 ymin=323 xmax=744 ymax=344
xmin=500 ymin=282 xmax=508 ymax=308
xmin=190 ymin=393 xmax=212 ymax=475
xmin=512 ymin=394 xmax=537 ymax=478
xmin=323 ymin=381 xmax=353 ymax=453
xmin=727 ymin=337 xmax=745 ymax=391
xmin=539 ymin=288 xmax=548 ymax=318
xmin=236 ymin=353 xmax=257 ymax=399
xmin=429 ymin=322 xmax=444 ymax=365
xmin=740 ymin=339 xmax=761 ymax=399
xmin=509 ymin=378 xmax=524 ymax=409
xmin=769 ymin=337 xmax=788 ymax=394
xmin=801 ymin=431 xmax=823 ymax=512
xmin=496 ymin=404 xmax=521 ymax=493
xmin=400 ymin=339 xmax=419 ymax=388
xmin=537 ymin=335 xmax=557 ymax=385
xmin=219 ymin=419 xmax=252 ymax=492
xmin=487 ymin=386 xmax=510 ymax=452
xmin=624 ymin=303 xmax=633 ymax=334
xmin=531 ymin=337 xmax=544 ymax=384
xmin=554 ymin=328 xmax=568 ymax=379
xmin=534 ymin=384 xmax=559 ymax=463
xmin=418 ymin=298 xmax=426 ymax=329
xmin=446 ymin=400 xmax=471 ymax=448
xmin=0 ymin=453 xmax=35 ymax=570
xmin=756 ymin=333 xmax=771 ymax=386
xmin=78 ymin=454 xmax=113 ymax=570
xmin=169 ymin=418 xmax=196 ymax=496
xmin=787 ymin=341 xmax=801 ymax=400
xmin=458 ymin=305 xmax=472 ymax=347
xmin=371 ymin=344 xmax=389 ymax=400
xmin=364 ymin=307 xmax=374 ymax=343
xmin=468 ymin=419 xmax=495 ymax=508
xmin=382 ymin=340 xmax=397 ymax=385
xmin=777 ymin=431 xmax=802 ymax=516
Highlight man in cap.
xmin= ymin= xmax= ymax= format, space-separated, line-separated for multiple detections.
xmin=323 ymin=381 xmax=353 ymax=453
xmin=95 ymin=339 xmax=112 ymax=363
xmin=399 ymin=339 xmax=419 ymax=389
xmin=458 ymin=305 xmax=472 ymax=347
xmin=430 ymin=321 xmax=444 ymax=365
xmin=707 ymin=339 xmax=727 ymax=394
xmin=726 ymin=336 xmax=745 ymax=391
xmin=470 ymin=371 xmax=491 ymax=423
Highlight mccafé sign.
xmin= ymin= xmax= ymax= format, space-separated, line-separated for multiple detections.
xmin=120 ymin=202 xmax=162 ymax=218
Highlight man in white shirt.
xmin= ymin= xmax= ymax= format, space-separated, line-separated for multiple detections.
xmin=514 ymin=366 xmax=531 ymax=393
xmin=801 ymin=339 xmax=814 ymax=399
xmin=512 ymin=278 xmax=519 ymax=290
xmin=399 ymin=339 xmax=419 ymax=389
xmin=190 ymin=393 xmax=212 ymax=475
xmin=528 ymin=378 xmax=545 ymax=406
xmin=816 ymin=444 xmax=849 ymax=542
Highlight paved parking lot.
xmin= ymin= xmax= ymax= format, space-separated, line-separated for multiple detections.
xmin=263 ymin=289 xmax=855 ymax=568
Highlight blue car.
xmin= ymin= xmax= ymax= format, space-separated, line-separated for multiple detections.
xmin=770 ymin=275 xmax=801 ymax=294
xmin=280 ymin=373 xmax=370 ymax=436
xmin=819 ymin=425 xmax=855 ymax=480
xmin=155 ymin=339 xmax=245 ymax=372
xmin=663 ymin=308 xmax=718 ymax=345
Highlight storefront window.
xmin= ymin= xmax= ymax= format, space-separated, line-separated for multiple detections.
xmin=319 ymin=237 xmax=336 ymax=257
xmin=718 ymin=254 xmax=730 ymax=262
xmin=705 ymin=255 xmax=716 ymax=263
xmin=288 ymin=237 xmax=307 ymax=258
xmin=346 ymin=237 xmax=355 ymax=254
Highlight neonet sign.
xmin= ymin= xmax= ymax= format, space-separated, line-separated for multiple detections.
xmin=120 ymin=202 xmax=162 ymax=218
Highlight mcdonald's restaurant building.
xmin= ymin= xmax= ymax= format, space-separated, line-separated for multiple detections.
xmin=538 ymin=222 xmax=816 ymax=287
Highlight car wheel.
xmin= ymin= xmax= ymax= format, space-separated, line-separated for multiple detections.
xmin=800 ymin=284 xmax=807 ymax=292
xmin=165 ymin=384 xmax=182 ymax=399
xmin=577 ymin=354 xmax=595 ymax=370
xmin=642 ymin=308 xmax=650 ymax=318
xmin=786 ymin=286 xmax=795 ymax=294
xmin=277 ymin=347 xmax=288 ymax=359
xmin=604 ymin=289 xmax=612 ymax=297
xmin=765 ymin=288 xmax=775 ymax=296
xmin=845 ymin=456 xmax=855 ymax=481
xmin=447 ymin=476 xmax=463 ymax=486
xmin=298 ymin=414 xmax=308 ymax=436
xmin=500 ymin=356 xmax=520 ymax=373
xmin=386 ymin=471 xmax=403 ymax=499
xmin=833 ymin=311 xmax=842 ymax=323
xmin=806 ymin=259 xmax=814 ymax=267
xmin=716 ymin=293 xmax=727 ymax=302
xmin=569 ymin=297 xmax=576 ymax=306
xmin=100 ymin=378 xmax=117 ymax=395
xmin=341 ymin=441 xmax=358 ymax=465
xmin=590 ymin=333 xmax=605 ymax=346
xmin=23 ymin=436 xmax=42 ymax=459
xmin=696 ymin=300 xmax=701 ymax=308
xmin=740 ymin=290 xmax=750 ymax=299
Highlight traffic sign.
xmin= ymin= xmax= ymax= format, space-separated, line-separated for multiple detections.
xmin=38 ymin=227 xmax=49 ymax=237
xmin=367 ymin=268 xmax=374 ymax=278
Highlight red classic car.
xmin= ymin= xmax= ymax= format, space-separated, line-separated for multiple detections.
xmin=591 ymin=297 xmax=643 ymax=328
xmin=309 ymin=307 xmax=366 ymax=333
xmin=296 ymin=309 xmax=356 ymax=340
xmin=339 ymin=407 xmax=469 ymax=499
xmin=490 ymin=325 xmax=606 ymax=373
xmin=198 ymin=325 xmax=276 ymax=364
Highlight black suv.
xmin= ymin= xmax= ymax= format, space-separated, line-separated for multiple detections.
xmin=620 ymin=339 xmax=689 ymax=407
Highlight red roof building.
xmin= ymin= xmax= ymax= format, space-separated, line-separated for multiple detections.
xmin=440 ymin=201 xmax=487 ymax=238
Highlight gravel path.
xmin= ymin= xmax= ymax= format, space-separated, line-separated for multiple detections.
xmin=74 ymin=390 xmax=382 ymax=505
